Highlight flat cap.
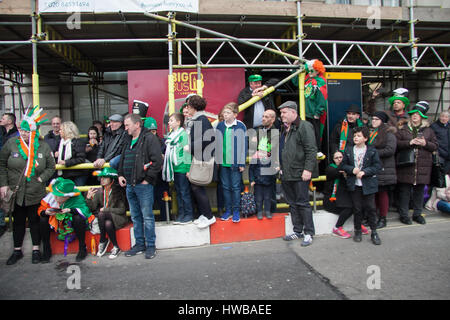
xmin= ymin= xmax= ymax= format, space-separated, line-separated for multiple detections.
xmin=109 ymin=114 xmax=124 ymax=122
xmin=278 ymin=100 xmax=298 ymax=112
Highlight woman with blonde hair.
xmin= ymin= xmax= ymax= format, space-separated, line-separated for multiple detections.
xmin=57 ymin=121 xmax=88 ymax=186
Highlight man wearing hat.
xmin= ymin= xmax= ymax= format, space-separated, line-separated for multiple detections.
xmin=38 ymin=177 xmax=94 ymax=262
xmin=396 ymin=100 xmax=438 ymax=225
xmin=278 ymin=101 xmax=318 ymax=247
xmin=93 ymin=113 xmax=127 ymax=170
xmin=330 ymin=104 xmax=364 ymax=154
xmin=387 ymin=88 xmax=410 ymax=127
xmin=238 ymin=74 xmax=278 ymax=129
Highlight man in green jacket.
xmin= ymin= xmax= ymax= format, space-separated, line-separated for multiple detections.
xmin=279 ymin=101 xmax=318 ymax=247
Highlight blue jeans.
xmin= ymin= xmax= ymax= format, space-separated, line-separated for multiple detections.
xmin=0 ymin=208 xmax=5 ymax=227
xmin=174 ymin=172 xmax=194 ymax=222
xmin=126 ymin=183 xmax=156 ymax=248
xmin=109 ymin=155 xmax=121 ymax=170
xmin=220 ymin=166 xmax=243 ymax=213
xmin=437 ymin=200 xmax=450 ymax=213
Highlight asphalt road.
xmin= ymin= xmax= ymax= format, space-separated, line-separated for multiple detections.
xmin=0 ymin=210 xmax=449 ymax=304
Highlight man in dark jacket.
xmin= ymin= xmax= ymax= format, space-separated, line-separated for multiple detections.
xmin=329 ymin=104 xmax=364 ymax=154
xmin=1 ymin=113 xmax=19 ymax=147
xmin=238 ymin=74 xmax=278 ymax=129
xmin=44 ymin=116 xmax=62 ymax=155
xmin=431 ymin=111 xmax=450 ymax=174
xmin=279 ymin=101 xmax=317 ymax=247
xmin=0 ymin=112 xmax=19 ymax=237
xmin=94 ymin=114 xmax=127 ymax=169
xmin=118 ymin=114 xmax=162 ymax=260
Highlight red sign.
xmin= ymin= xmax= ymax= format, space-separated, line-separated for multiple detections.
xmin=128 ymin=68 xmax=245 ymax=136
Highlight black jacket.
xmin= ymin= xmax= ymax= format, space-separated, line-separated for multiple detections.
xmin=58 ymin=138 xmax=88 ymax=179
xmin=323 ymin=164 xmax=352 ymax=213
xmin=118 ymin=128 xmax=163 ymax=186
xmin=342 ymin=145 xmax=382 ymax=195
xmin=431 ymin=120 xmax=450 ymax=162
xmin=238 ymin=78 xmax=278 ymax=129
xmin=44 ymin=130 xmax=61 ymax=154
xmin=97 ymin=126 xmax=128 ymax=162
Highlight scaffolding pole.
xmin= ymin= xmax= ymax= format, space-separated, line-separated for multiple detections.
xmin=31 ymin=0 xmax=40 ymax=108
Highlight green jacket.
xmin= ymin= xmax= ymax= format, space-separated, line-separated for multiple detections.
xmin=0 ymin=137 xmax=55 ymax=206
xmin=280 ymin=117 xmax=318 ymax=181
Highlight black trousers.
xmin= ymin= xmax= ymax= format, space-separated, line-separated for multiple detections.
xmin=397 ymin=183 xmax=425 ymax=218
xmin=282 ymin=180 xmax=315 ymax=236
xmin=350 ymin=186 xmax=377 ymax=231
xmin=40 ymin=214 xmax=87 ymax=251
xmin=12 ymin=203 xmax=41 ymax=248
xmin=190 ymin=184 xmax=213 ymax=219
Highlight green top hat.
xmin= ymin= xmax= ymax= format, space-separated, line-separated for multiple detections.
xmin=49 ymin=178 xmax=81 ymax=197
xmin=388 ymin=88 xmax=410 ymax=108
xmin=248 ymin=74 xmax=262 ymax=83
xmin=93 ymin=167 xmax=118 ymax=178
xmin=408 ymin=101 xmax=429 ymax=119
xmin=143 ymin=117 xmax=158 ymax=130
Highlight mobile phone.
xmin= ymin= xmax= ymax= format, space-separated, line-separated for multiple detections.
xmin=417 ymin=132 xmax=424 ymax=138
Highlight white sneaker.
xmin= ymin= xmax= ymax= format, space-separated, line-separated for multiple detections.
xmin=301 ymin=234 xmax=313 ymax=247
xmin=109 ymin=246 xmax=121 ymax=259
xmin=97 ymin=239 xmax=110 ymax=257
xmin=197 ymin=216 xmax=216 ymax=229
xmin=193 ymin=215 xmax=207 ymax=225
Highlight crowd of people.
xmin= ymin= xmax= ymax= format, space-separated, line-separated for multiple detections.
xmin=1 ymin=77 xmax=449 ymax=265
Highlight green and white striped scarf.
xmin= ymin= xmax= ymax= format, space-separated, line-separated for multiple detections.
xmin=162 ymin=127 xmax=185 ymax=182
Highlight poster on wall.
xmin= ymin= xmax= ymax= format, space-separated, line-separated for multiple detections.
xmin=128 ymin=68 xmax=246 ymax=137
xmin=38 ymin=0 xmax=199 ymax=13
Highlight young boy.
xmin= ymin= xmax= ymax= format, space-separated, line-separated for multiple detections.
xmin=341 ymin=126 xmax=382 ymax=245
xmin=216 ymin=102 xmax=247 ymax=223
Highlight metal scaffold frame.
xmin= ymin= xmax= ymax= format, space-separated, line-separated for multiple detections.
xmin=0 ymin=0 xmax=449 ymax=115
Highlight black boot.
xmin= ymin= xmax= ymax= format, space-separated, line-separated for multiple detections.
xmin=371 ymin=231 xmax=381 ymax=245
xmin=32 ymin=250 xmax=41 ymax=264
xmin=76 ymin=245 xmax=87 ymax=262
xmin=6 ymin=250 xmax=23 ymax=265
xmin=353 ymin=230 xmax=362 ymax=242
xmin=41 ymin=243 xmax=52 ymax=264
xmin=376 ymin=217 xmax=387 ymax=229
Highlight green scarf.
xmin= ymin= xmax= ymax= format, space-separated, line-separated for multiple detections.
xmin=339 ymin=119 xmax=363 ymax=152
xmin=329 ymin=163 xmax=339 ymax=202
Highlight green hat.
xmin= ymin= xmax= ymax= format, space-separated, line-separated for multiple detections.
xmin=143 ymin=117 xmax=157 ymax=130
xmin=408 ymin=101 xmax=429 ymax=119
xmin=93 ymin=167 xmax=118 ymax=178
xmin=248 ymin=74 xmax=262 ymax=83
xmin=49 ymin=178 xmax=81 ymax=197
xmin=388 ymin=88 xmax=410 ymax=108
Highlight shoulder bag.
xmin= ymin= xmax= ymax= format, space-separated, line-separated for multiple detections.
xmin=188 ymin=157 xmax=215 ymax=186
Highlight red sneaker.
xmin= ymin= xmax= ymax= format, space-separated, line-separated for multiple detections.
xmin=361 ymin=224 xmax=369 ymax=235
xmin=332 ymin=227 xmax=351 ymax=239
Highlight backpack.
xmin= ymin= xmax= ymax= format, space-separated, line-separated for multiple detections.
xmin=240 ymin=188 xmax=256 ymax=218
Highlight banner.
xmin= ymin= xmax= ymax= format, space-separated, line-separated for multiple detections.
xmin=128 ymin=68 xmax=245 ymax=137
xmin=38 ymin=0 xmax=199 ymax=13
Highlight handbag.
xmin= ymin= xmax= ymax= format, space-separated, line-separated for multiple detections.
xmin=431 ymin=151 xmax=446 ymax=188
xmin=188 ymin=157 xmax=215 ymax=186
xmin=396 ymin=148 xmax=415 ymax=167
xmin=1 ymin=167 xmax=27 ymax=230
